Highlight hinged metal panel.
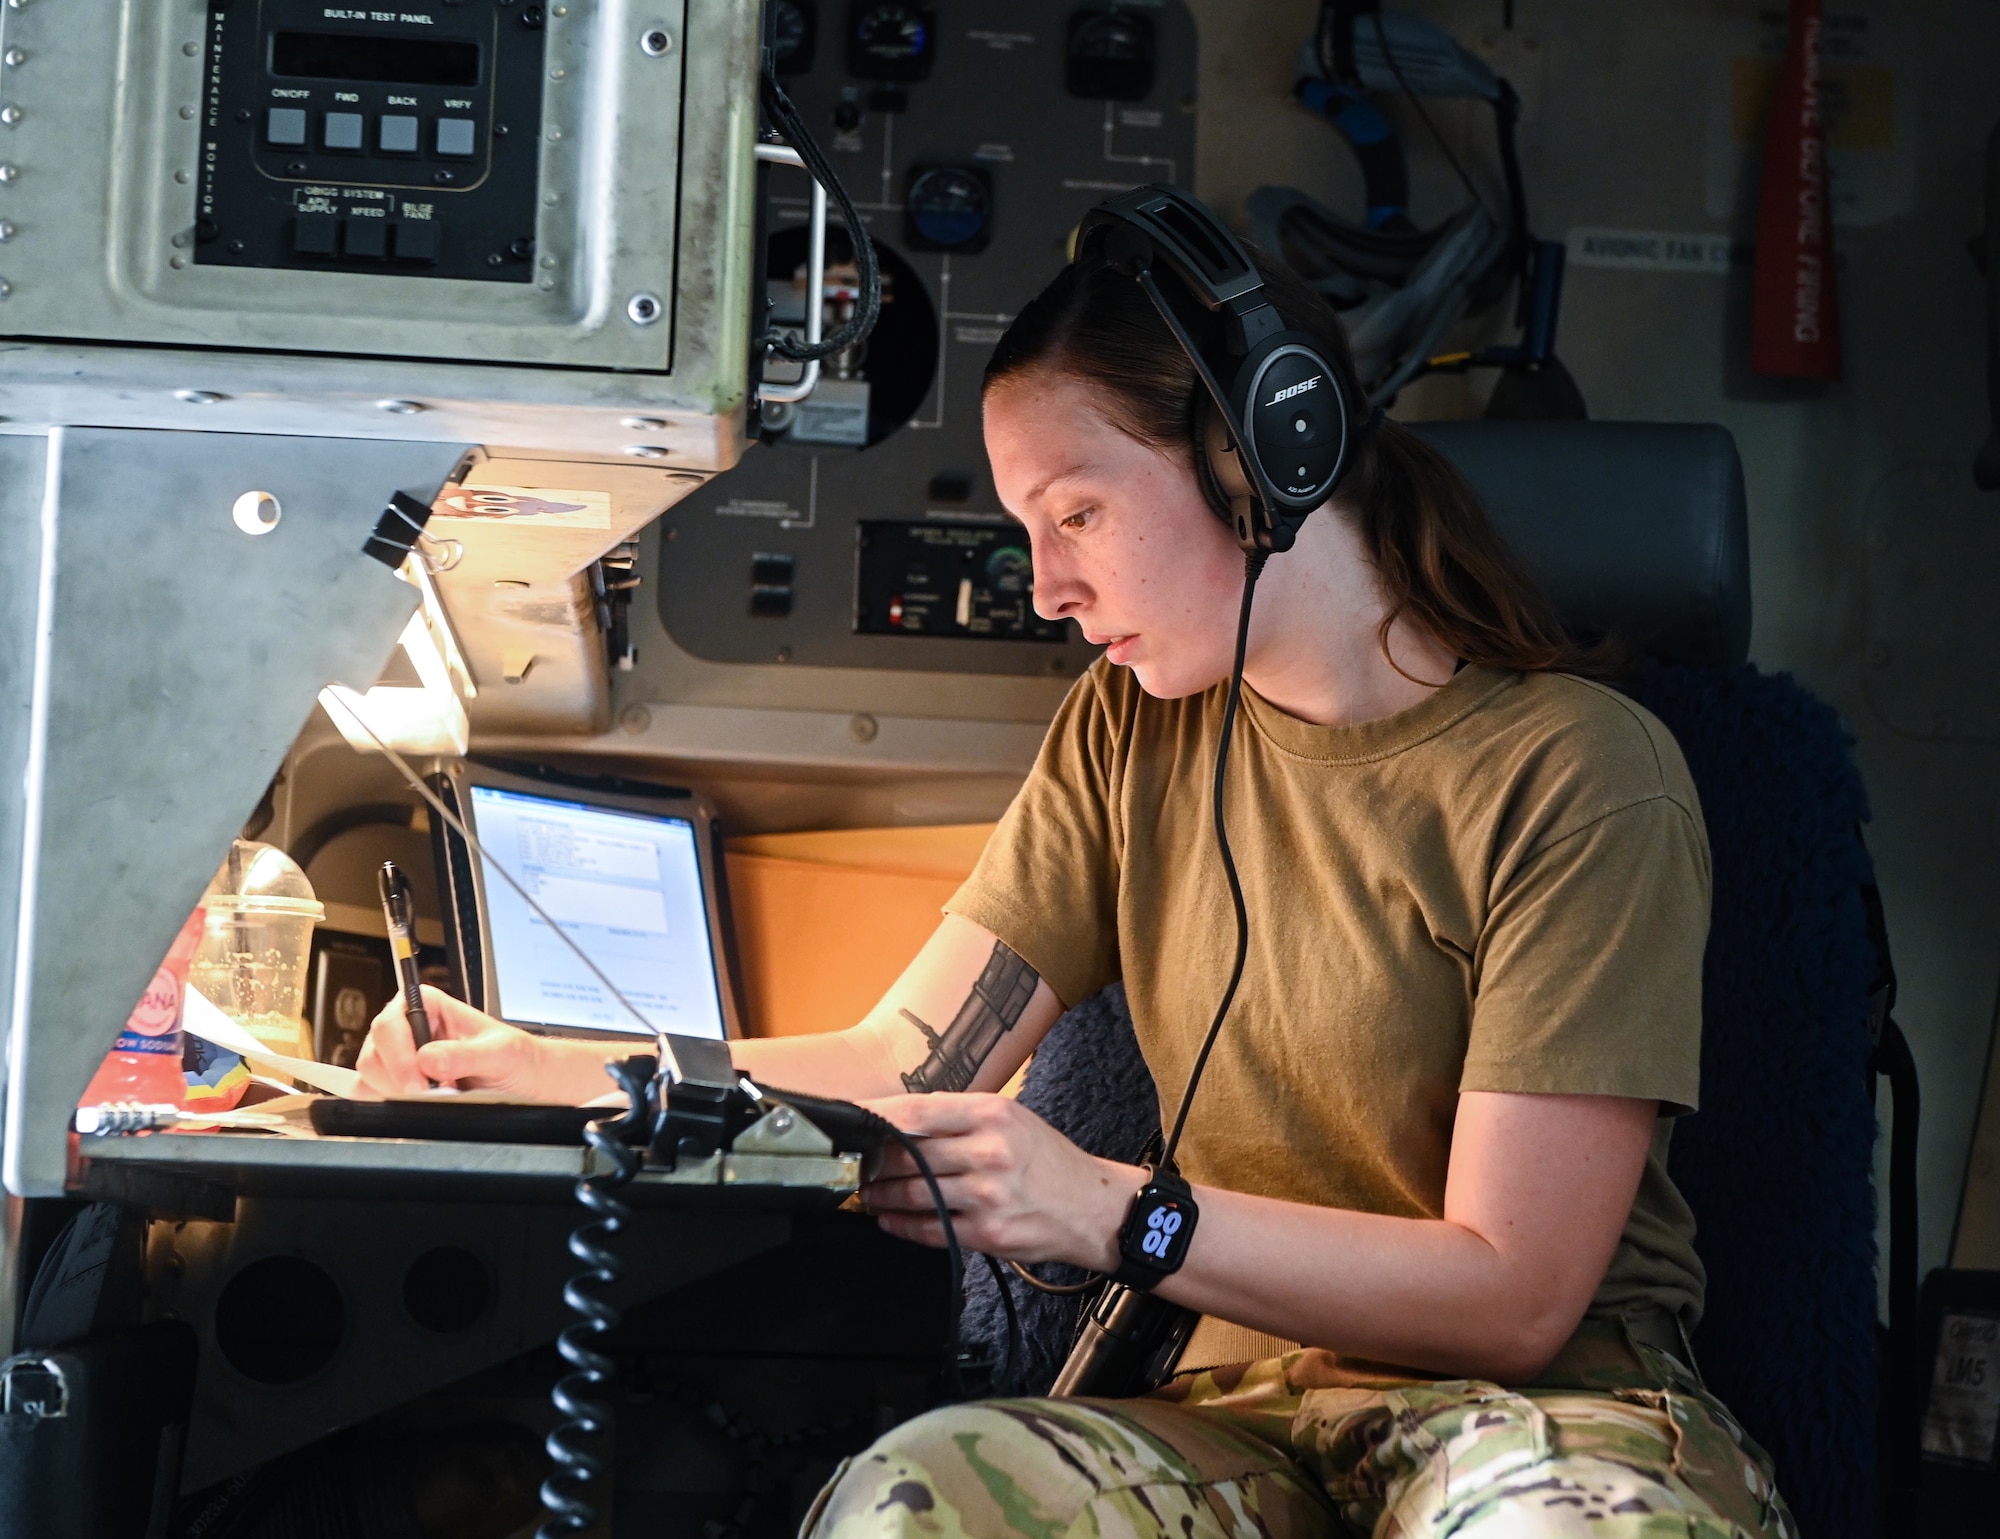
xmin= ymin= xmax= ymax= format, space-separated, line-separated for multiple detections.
xmin=1 ymin=428 xmax=466 ymax=1196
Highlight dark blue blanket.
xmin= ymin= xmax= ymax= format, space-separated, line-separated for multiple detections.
xmin=960 ymin=664 xmax=1881 ymax=1539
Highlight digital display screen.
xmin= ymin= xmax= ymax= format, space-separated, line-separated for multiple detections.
xmin=270 ymin=32 xmax=482 ymax=87
xmin=467 ymin=786 xmax=727 ymax=1040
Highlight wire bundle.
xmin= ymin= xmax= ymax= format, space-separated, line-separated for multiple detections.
xmin=758 ymin=63 xmax=881 ymax=363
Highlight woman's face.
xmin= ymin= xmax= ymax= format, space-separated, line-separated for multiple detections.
xmin=984 ymin=371 xmax=1246 ymax=698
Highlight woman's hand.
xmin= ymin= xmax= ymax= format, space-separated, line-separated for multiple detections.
xmin=354 ymin=987 xmax=605 ymax=1102
xmin=857 ymin=1092 xmax=1142 ymax=1270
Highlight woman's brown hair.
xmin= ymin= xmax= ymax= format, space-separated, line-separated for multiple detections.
xmin=982 ymin=250 xmax=1622 ymax=679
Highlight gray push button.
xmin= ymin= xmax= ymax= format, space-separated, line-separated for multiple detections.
xmin=323 ymin=112 xmax=364 ymax=151
xmin=379 ymin=114 xmax=419 ymax=154
xmin=266 ymin=108 xmax=307 ymax=147
xmin=435 ymin=117 xmax=476 ymax=158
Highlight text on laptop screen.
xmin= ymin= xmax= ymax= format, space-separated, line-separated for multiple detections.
xmin=467 ymin=784 xmax=726 ymax=1038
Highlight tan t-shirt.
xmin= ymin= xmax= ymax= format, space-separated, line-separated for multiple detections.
xmin=948 ymin=659 xmax=1710 ymax=1358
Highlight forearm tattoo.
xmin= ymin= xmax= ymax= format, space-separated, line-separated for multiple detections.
xmin=899 ymin=941 xmax=1040 ymax=1093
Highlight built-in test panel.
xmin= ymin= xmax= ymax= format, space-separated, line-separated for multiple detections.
xmin=197 ymin=0 xmax=549 ymax=281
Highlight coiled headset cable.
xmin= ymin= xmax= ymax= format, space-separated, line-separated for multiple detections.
xmin=538 ymin=1055 xmax=654 ymax=1539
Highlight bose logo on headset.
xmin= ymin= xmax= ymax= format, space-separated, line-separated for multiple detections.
xmin=1266 ymin=375 xmax=1323 ymax=407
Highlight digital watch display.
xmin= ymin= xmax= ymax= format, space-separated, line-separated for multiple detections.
xmin=1111 ymin=1168 xmax=1199 ymax=1290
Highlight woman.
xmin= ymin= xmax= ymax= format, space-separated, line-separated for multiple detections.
xmin=359 ymin=239 xmax=1794 ymax=1539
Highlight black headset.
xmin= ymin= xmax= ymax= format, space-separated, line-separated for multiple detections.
xmin=1075 ymin=185 xmax=1360 ymax=556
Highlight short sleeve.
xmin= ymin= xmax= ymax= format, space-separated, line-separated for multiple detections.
xmin=945 ymin=670 xmax=1124 ymax=1009
xmin=1460 ymin=795 xmax=1710 ymax=1113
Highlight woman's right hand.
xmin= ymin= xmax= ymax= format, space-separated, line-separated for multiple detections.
xmin=355 ymin=986 xmax=575 ymax=1100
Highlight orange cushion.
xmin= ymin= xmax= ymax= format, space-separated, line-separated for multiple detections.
xmin=723 ymin=825 xmax=996 ymax=1038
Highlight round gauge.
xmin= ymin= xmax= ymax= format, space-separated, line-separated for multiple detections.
xmin=1066 ymin=11 xmax=1157 ymax=101
xmin=772 ymin=0 xmax=816 ymax=75
xmin=986 ymin=545 xmax=1033 ymax=596
xmin=848 ymin=3 xmax=935 ymax=81
xmin=1074 ymin=13 xmax=1148 ymax=63
xmin=906 ymin=166 xmax=991 ymax=252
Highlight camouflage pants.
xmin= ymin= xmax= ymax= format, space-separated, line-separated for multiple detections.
xmin=803 ymin=1331 xmax=1795 ymax=1539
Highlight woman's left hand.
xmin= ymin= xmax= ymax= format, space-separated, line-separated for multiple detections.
xmin=859 ymin=1093 xmax=1141 ymax=1270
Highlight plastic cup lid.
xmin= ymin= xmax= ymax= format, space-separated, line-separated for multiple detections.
xmin=206 ymin=895 xmax=325 ymax=922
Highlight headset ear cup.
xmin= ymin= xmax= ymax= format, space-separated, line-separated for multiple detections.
xmin=1197 ymin=399 xmax=1257 ymax=545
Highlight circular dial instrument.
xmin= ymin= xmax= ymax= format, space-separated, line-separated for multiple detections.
xmin=849 ymin=4 xmax=935 ymax=81
xmin=771 ymin=0 xmax=816 ymax=75
xmin=906 ymin=166 xmax=991 ymax=252
xmin=985 ymin=545 xmax=1033 ymax=597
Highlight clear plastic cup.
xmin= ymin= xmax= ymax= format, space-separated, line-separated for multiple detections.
xmin=186 ymin=840 xmax=325 ymax=1064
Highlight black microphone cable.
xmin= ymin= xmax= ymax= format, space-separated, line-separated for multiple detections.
xmin=979 ymin=1253 xmax=1023 ymax=1389
xmin=874 ymin=1122 xmax=974 ymax=1398
xmin=538 ymin=1056 xmax=656 ymax=1539
xmin=1000 ymin=549 xmax=1267 ymax=1299
xmin=1039 ymin=551 xmax=1270 ymax=1398
xmin=1161 ymin=547 xmax=1268 ymax=1171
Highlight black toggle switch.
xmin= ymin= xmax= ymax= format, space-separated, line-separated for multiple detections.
xmin=749 ymin=585 xmax=794 ymax=618
xmin=750 ymin=552 xmax=796 ymax=585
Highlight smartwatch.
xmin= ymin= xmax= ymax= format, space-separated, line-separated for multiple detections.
xmin=1110 ymin=1166 xmax=1199 ymax=1290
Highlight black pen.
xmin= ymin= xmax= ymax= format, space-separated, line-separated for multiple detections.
xmin=377 ymin=861 xmax=436 ymax=1084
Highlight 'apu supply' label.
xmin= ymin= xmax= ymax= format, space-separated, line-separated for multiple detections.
xmin=112 ymin=964 xmax=183 ymax=1054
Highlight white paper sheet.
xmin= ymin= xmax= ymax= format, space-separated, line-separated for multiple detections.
xmin=182 ymin=986 xmax=362 ymax=1099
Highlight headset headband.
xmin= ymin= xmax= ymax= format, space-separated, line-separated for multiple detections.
xmin=1076 ymin=188 xmax=1283 ymax=355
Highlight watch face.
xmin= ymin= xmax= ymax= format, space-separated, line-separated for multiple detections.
xmin=1128 ymin=1190 xmax=1192 ymax=1268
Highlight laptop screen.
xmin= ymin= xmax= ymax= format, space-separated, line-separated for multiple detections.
xmin=465 ymin=783 xmax=727 ymax=1039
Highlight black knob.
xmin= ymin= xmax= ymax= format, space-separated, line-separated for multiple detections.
xmin=832 ymin=101 xmax=862 ymax=132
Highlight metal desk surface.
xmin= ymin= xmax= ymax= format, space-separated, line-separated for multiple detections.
xmin=73 ymin=1127 xmax=861 ymax=1207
